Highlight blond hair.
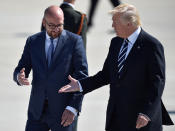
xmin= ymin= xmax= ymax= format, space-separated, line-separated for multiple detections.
xmin=110 ymin=3 xmax=141 ymax=27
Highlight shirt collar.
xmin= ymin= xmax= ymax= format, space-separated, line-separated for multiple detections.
xmin=127 ymin=26 xmax=141 ymax=45
xmin=62 ymin=2 xmax=75 ymax=9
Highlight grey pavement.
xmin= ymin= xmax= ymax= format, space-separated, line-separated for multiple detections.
xmin=0 ymin=0 xmax=174 ymax=130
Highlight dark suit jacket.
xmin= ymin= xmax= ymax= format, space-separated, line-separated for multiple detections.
xmin=60 ymin=3 xmax=87 ymax=48
xmin=41 ymin=4 xmax=87 ymax=49
xmin=79 ymin=29 xmax=174 ymax=131
xmin=13 ymin=30 xmax=88 ymax=129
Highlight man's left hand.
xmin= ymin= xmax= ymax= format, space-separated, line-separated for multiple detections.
xmin=61 ymin=109 xmax=75 ymax=127
xmin=136 ymin=114 xmax=149 ymax=129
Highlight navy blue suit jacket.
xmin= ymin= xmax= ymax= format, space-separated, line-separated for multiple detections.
xmin=79 ymin=29 xmax=173 ymax=131
xmin=13 ymin=30 xmax=88 ymax=125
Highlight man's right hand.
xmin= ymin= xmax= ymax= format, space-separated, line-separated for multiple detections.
xmin=58 ymin=75 xmax=80 ymax=93
xmin=17 ymin=68 xmax=30 ymax=85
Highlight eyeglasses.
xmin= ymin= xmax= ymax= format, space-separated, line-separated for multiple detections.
xmin=45 ymin=20 xmax=64 ymax=29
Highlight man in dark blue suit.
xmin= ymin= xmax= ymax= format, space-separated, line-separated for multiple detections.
xmin=59 ymin=3 xmax=174 ymax=131
xmin=13 ymin=5 xmax=88 ymax=131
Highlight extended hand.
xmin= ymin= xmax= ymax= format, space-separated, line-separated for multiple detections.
xmin=61 ymin=109 xmax=75 ymax=127
xmin=58 ymin=75 xmax=80 ymax=93
xmin=18 ymin=68 xmax=30 ymax=85
xmin=136 ymin=114 xmax=149 ymax=129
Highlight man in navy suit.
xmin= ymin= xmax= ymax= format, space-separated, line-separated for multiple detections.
xmin=59 ymin=3 xmax=174 ymax=131
xmin=13 ymin=5 xmax=88 ymax=131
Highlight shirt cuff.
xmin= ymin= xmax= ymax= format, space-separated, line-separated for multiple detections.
xmin=66 ymin=106 xmax=78 ymax=116
xmin=78 ymin=81 xmax=83 ymax=92
xmin=139 ymin=113 xmax=151 ymax=121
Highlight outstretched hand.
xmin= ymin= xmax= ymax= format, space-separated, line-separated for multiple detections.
xmin=58 ymin=75 xmax=80 ymax=93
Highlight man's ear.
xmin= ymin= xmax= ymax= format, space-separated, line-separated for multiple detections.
xmin=127 ymin=22 xmax=132 ymax=27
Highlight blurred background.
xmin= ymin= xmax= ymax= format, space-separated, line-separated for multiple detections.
xmin=0 ymin=0 xmax=174 ymax=130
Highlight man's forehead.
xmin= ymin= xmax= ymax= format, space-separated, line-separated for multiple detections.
xmin=45 ymin=14 xmax=63 ymax=20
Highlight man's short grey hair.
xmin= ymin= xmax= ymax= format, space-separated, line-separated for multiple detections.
xmin=110 ymin=3 xmax=141 ymax=27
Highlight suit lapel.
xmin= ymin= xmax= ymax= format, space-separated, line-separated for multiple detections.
xmin=113 ymin=38 xmax=123 ymax=75
xmin=39 ymin=31 xmax=48 ymax=69
xmin=50 ymin=30 xmax=67 ymax=68
xmin=115 ymin=39 xmax=123 ymax=58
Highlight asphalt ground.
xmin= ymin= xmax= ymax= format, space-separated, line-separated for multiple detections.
xmin=0 ymin=0 xmax=174 ymax=130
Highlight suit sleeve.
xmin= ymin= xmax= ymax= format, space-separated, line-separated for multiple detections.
xmin=79 ymin=40 xmax=113 ymax=94
xmin=80 ymin=16 xmax=87 ymax=48
xmin=68 ymin=36 xmax=88 ymax=113
xmin=13 ymin=37 xmax=32 ymax=85
xmin=141 ymin=40 xmax=166 ymax=119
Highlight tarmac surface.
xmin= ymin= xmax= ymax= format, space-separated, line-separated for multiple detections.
xmin=0 ymin=0 xmax=174 ymax=130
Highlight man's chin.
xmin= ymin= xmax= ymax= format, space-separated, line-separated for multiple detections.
xmin=51 ymin=33 xmax=59 ymax=38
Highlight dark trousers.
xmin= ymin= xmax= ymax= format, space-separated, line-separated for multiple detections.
xmin=25 ymin=100 xmax=78 ymax=131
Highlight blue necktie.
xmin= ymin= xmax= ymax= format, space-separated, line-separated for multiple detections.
xmin=47 ymin=38 xmax=54 ymax=67
xmin=118 ymin=39 xmax=129 ymax=75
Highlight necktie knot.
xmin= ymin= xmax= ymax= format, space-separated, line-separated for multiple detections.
xmin=50 ymin=38 xmax=54 ymax=44
xmin=123 ymin=38 xmax=129 ymax=47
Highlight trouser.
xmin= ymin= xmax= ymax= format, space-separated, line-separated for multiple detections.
xmin=25 ymin=100 xmax=78 ymax=131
